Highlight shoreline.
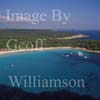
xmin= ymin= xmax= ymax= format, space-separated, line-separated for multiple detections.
xmin=50 ymin=34 xmax=88 ymax=40
xmin=0 ymin=34 xmax=99 ymax=55
xmin=0 ymin=46 xmax=100 ymax=55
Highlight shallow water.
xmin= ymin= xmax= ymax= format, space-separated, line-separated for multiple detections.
xmin=0 ymin=49 xmax=100 ymax=98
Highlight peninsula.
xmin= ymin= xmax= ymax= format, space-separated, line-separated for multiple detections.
xmin=0 ymin=29 xmax=100 ymax=55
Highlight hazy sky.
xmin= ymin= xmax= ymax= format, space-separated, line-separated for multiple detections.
xmin=0 ymin=0 xmax=100 ymax=30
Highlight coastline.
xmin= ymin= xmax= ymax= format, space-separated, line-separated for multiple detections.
xmin=50 ymin=34 xmax=88 ymax=40
xmin=0 ymin=46 xmax=100 ymax=55
xmin=0 ymin=34 xmax=99 ymax=55
xmin=0 ymin=84 xmax=97 ymax=100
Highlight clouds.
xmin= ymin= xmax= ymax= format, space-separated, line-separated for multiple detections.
xmin=0 ymin=15 xmax=8 ymax=22
xmin=0 ymin=0 xmax=99 ymax=30
xmin=0 ymin=9 xmax=71 ymax=25
xmin=0 ymin=15 xmax=31 ymax=24
xmin=0 ymin=9 xmax=47 ymax=24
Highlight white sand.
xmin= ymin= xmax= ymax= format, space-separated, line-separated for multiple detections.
xmin=0 ymin=47 xmax=100 ymax=55
xmin=50 ymin=34 xmax=88 ymax=40
xmin=0 ymin=34 xmax=99 ymax=55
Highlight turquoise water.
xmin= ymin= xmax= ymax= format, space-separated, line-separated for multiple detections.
xmin=0 ymin=49 xmax=100 ymax=98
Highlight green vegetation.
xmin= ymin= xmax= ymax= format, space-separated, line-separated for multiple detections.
xmin=0 ymin=29 xmax=100 ymax=51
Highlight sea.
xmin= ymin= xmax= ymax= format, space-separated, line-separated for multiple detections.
xmin=65 ymin=30 xmax=100 ymax=40
xmin=0 ymin=30 xmax=100 ymax=99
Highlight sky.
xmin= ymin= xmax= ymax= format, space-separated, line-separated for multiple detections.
xmin=0 ymin=0 xmax=100 ymax=30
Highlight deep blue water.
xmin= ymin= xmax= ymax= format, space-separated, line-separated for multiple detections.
xmin=73 ymin=30 xmax=100 ymax=40
xmin=59 ymin=30 xmax=100 ymax=40
xmin=0 ymin=49 xmax=100 ymax=98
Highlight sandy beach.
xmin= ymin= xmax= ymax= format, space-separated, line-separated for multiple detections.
xmin=0 ymin=46 xmax=100 ymax=55
xmin=0 ymin=34 xmax=99 ymax=55
xmin=0 ymin=47 xmax=71 ymax=55
xmin=50 ymin=34 xmax=88 ymax=40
